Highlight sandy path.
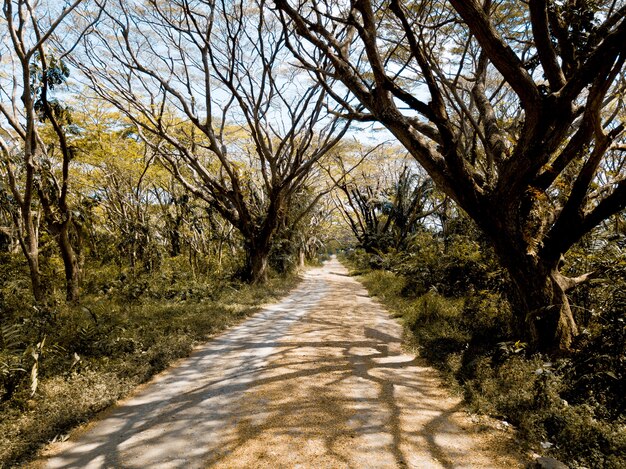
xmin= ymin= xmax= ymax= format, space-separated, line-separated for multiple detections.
xmin=41 ymin=258 xmax=522 ymax=468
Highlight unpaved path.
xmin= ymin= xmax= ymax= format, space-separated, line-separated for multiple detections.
xmin=40 ymin=258 xmax=523 ymax=468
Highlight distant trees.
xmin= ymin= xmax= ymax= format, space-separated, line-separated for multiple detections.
xmin=70 ymin=105 xmax=162 ymax=270
xmin=78 ymin=0 xmax=349 ymax=283
xmin=330 ymin=146 xmax=440 ymax=254
xmin=70 ymin=103 xmax=242 ymax=277
xmin=275 ymin=0 xmax=626 ymax=353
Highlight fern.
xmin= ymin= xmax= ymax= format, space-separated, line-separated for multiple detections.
xmin=78 ymin=324 xmax=100 ymax=343
xmin=0 ymin=360 xmax=26 ymax=378
xmin=0 ymin=323 xmax=23 ymax=354
xmin=0 ymin=325 xmax=57 ymax=399
xmin=1 ymin=323 xmax=27 ymax=401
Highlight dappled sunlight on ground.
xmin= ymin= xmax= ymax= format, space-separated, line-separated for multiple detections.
xmin=40 ymin=258 xmax=522 ymax=468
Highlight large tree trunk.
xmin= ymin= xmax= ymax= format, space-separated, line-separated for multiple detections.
xmin=510 ymin=265 xmax=578 ymax=353
xmin=241 ymin=196 xmax=285 ymax=284
xmin=245 ymin=242 xmax=270 ymax=284
xmin=494 ymin=240 xmax=578 ymax=354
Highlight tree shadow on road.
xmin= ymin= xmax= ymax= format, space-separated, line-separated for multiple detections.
xmin=43 ymin=265 xmax=518 ymax=469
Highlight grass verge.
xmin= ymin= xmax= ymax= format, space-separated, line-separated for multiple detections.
xmin=344 ymin=259 xmax=625 ymax=469
xmin=0 ymin=270 xmax=299 ymax=468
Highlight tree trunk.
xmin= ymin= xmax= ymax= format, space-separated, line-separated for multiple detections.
xmin=250 ymin=250 xmax=270 ymax=284
xmin=57 ymin=225 xmax=80 ymax=303
xmin=18 ymin=214 xmax=45 ymax=303
xmin=25 ymin=244 xmax=45 ymax=303
xmin=217 ymin=237 xmax=224 ymax=272
xmin=169 ymin=215 xmax=182 ymax=257
xmin=511 ymin=267 xmax=578 ymax=354
xmin=73 ymin=219 xmax=86 ymax=284
xmin=497 ymin=247 xmax=578 ymax=354
xmin=298 ymin=248 xmax=306 ymax=269
xmin=245 ymin=241 xmax=271 ymax=284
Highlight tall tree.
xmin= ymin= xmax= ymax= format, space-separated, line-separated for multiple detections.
xmin=0 ymin=0 xmax=98 ymax=302
xmin=78 ymin=0 xmax=349 ymax=283
xmin=275 ymin=0 xmax=626 ymax=352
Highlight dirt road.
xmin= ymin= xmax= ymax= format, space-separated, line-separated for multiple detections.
xmin=41 ymin=257 xmax=522 ymax=468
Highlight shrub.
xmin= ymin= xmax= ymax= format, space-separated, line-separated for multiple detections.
xmin=348 ymin=231 xmax=626 ymax=468
xmin=0 ymin=261 xmax=299 ymax=468
xmin=359 ymin=269 xmax=405 ymax=300
xmin=391 ymin=232 xmax=509 ymax=298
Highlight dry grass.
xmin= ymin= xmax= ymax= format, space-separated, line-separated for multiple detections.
xmin=0 ymin=271 xmax=299 ymax=468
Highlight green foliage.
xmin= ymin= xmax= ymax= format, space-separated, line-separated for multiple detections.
xmin=346 ymin=223 xmax=626 ymax=469
xmin=269 ymin=237 xmax=298 ymax=274
xmin=0 ymin=324 xmax=26 ymax=403
xmin=335 ymin=158 xmax=438 ymax=255
xmin=462 ymin=355 xmax=626 ymax=469
xmin=548 ymin=0 xmax=602 ymax=58
xmin=344 ymin=247 xmax=390 ymax=273
xmin=30 ymin=52 xmax=72 ymax=124
xmin=392 ymin=230 xmax=508 ymax=298
xmin=354 ymin=268 xmax=405 ymax=300
xmin=0 ymin=256 xmax=33 ymax=316
xmin=565 ymin=289 xmax=625 ymax=421
xmin=0 ymin=254 xmax=299 ymax=468
xmin=30 ymin=52 xmax=70 ymax=90
xmin=0 ymin=324 xmax=60 ymax=404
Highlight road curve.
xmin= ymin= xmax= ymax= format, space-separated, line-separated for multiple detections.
xmin=41 ymin=257 xmax=522 ymax=468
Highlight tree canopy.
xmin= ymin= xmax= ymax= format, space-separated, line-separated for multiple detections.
xmin=0 ymin=0 xmax=625 ymax=351
xmin=76 ymin=0 xmax=349 ymax=283
xmin=274 ymin=0 xmax=626 ymax=352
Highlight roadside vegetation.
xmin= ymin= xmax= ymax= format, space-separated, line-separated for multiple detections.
xmin=0 ymin=251 xmax=303 ymax=467
xmin=342 ymin=211 xmax=625 ymax=469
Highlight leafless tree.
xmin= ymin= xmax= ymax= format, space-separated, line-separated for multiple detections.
xmin=275 ymin=0 xmax=626 ymax=352
xmin=78 ymin=0 xmax=349 ymax=283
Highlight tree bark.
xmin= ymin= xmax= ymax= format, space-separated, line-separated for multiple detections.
xmin=298 ymin=248 xmax=306 ymax=269
xmin=490 ymin=230 xmax=578 ymax=353
xmin=510 ymin=264 xmax=577 ymax=353
xmin=39 ymin=195 xmax=82 ymax=303
xmin=168 ymin=214 xmax=183 ymax=257
xmin=24 ymin=241 xmax=44 ymax=303
xmin=57 ymin=224 xmax=80 ymax=303
xmin=17 ymin=210 xmax=45 ymax=303
xmin=246 ymin=242 xmax=271 ymax=284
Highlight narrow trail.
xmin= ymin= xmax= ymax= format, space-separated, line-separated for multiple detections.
xmin=40 ymin=258 xmax=523 ymax=468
